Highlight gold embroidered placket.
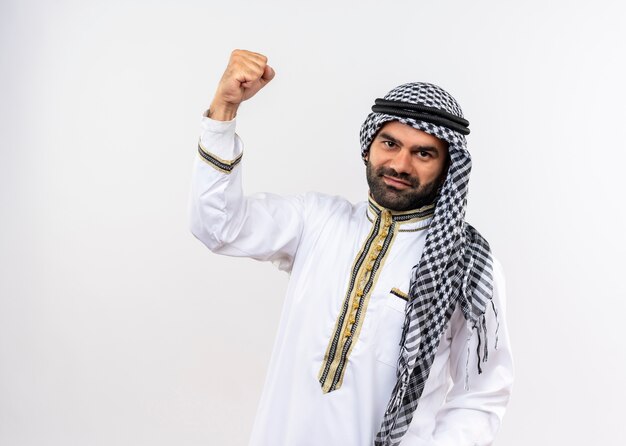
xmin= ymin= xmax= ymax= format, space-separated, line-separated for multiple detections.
xmin=318 ymin=209 xmax=396 ymax=393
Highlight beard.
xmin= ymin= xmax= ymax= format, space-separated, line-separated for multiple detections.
xmin=365 ymin=162 xmax=446 ymax=211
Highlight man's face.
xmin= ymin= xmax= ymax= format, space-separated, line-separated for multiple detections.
xmin=365 ymin=121 xmax=450 ymax=211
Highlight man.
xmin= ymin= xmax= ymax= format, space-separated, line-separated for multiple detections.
xmin=189 ymin=49 xmax=513 ymax=446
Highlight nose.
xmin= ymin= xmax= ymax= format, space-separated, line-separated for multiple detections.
xmin=388 ymin=148 xmax=413 ymax=175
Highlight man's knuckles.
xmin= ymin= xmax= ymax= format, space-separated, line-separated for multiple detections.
xmin=228 ymin=64 xmax=266 ymax=83
xmin=231 ymin=48 xmax=266 ymax=59
xmin=230 ymin=50 xmax=267 ymax=68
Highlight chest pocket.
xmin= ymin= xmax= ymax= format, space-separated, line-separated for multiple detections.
xmin=375 ymin=288 xmax=409 ymax=368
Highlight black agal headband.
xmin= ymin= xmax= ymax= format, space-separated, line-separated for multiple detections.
xmin=371 ymin=98 xmax=470 ymax=135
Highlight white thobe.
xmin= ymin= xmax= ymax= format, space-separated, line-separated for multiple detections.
xmin=189 ymin=116 xmax=514 ymax=446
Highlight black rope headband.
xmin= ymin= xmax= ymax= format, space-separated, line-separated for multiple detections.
xmin=371 ymin=98 xmax=471 ymax=135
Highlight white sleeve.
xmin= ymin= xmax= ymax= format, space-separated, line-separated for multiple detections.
xmin=429 ymin=259 xmax=514 ymax=446
xmin=188 ymin=115 xmax=306 ymax=272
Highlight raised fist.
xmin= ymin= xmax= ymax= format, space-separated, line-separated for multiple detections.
xmin=209 ymin=49 xmax=275 ymax=120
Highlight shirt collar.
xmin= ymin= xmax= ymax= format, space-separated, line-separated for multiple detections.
xmin=366 ymin=195 xmax=435 ymax=231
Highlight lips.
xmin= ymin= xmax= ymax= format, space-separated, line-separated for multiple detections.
xmin=382 ymin=175 xmax=412 ymax=190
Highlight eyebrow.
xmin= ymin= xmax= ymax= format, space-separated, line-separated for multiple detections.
xmin=377 ymin=132 xmax=440 ymax=153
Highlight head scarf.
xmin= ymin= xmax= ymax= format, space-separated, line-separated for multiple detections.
xmin=360 ymin=82 xmax=497 ymax=446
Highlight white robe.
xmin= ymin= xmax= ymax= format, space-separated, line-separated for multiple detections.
xmin=189 ymin=116 xmax=514 ymax=446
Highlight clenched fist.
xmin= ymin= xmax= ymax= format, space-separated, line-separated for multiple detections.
xmin=209 ymin=49 xmax=275 ymax=121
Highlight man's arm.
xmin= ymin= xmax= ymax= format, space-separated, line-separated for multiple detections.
xmin=189 ymin=50 xmax=305 ymax=271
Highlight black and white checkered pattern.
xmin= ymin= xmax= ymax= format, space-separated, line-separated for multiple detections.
xmin=360 ymin=83 xmax=495 ymax=446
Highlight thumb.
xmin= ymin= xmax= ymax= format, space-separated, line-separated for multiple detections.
xmin=261 ymin=64 xmax=275 ymax=83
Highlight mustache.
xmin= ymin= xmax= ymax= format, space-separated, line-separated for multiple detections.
xmin=375 ymin=166 xmax=420 ymax=188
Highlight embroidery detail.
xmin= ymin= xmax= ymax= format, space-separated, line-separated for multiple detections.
xmin=366 ymin=213 xmax=432 ymax=233
xmin=197 ymin=140 xmax=242 ymax=174
xmin=367 ymin=198 xmax=434 ymax=232
xmin=368 ymin=198 xmax=435 ymax=222
xmin=390 ymin=288 xmax=408 ymax=301
xmin=318 ymin=210 xmax=397 ymax=393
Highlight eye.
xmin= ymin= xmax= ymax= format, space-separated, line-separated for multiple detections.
xmin=382 ymin=140 xmax=396 ymax=148
xmin=416 ymin=150 xmax=431 ymax=158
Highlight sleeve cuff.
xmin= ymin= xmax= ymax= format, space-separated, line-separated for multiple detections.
xmin=197 ymin=111 xmax=242 ymax=173
xmin=200 ymin=109 xmax=237 ymax=133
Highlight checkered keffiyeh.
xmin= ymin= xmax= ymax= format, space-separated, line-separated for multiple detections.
xmin=359 ymin=83 xmax=496 ymax=446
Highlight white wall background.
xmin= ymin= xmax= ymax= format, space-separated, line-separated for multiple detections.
xmin=2 ymin=0 xmax=625 ymax=445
